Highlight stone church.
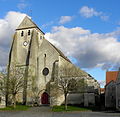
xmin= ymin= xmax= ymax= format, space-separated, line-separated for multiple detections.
xmin=7 ymin=16 xmax=100 ymax=107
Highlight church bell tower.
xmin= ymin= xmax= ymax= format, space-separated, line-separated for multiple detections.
xmin=8 ymin=16 xmax=45 ymax=104
xmin=10 ymin=16 xmax=45 ymax=66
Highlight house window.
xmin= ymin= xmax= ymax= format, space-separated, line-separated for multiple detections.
xmin=28 ymin=30 xmax=30 ymax=35
xmin=21 ymin=31 xmax=24 ymax=37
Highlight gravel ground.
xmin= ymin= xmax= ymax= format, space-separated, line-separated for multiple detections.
xmin=0 ymin=106 xmax=120 ymax=117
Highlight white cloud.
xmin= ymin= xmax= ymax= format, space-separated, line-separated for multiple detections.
xmin=0 ymin=11 xmax=27 ymax=67
xmin=80 ymin=6 xmax=101 ymax=18
xmin=42 ymin=21 xmax=54 ymax=28
xmin=0 ymin=47 xmax=8 ymax=66
xmin=100 ymin=15 xmax=109 ymax=21
xmin=17 ymin=0 xmax=27 ymax=10
xmin=17 ymin=3 xmax=27 ymax=10
xmin=45 ymin=26 xmax=120 ymax=70
xmin=79 ymin=6 xmax=109 ymax=21
xmin=59 ymin=16 xmax=73 ymax=24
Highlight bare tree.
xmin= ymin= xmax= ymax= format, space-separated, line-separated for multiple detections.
xmin=58 ymin=63 xmax=86 ymax=110
xmin=59 ymin=77 xmax=77 ymax=110
xmin=0 ymin=72 xmax=7 ymax=106
xmin=0 ymin=67 xmax=25 ymax=108
xmin=8 ymin=67 xmax=24 ymax=108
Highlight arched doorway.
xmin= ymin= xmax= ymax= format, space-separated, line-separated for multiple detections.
xmin=41 ymin=92 xmax=49 ymax=105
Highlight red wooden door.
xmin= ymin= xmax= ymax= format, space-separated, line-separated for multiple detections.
xmin=41 ymin=92 xmax=49 ymax=104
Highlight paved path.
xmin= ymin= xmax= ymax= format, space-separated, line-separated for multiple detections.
xmin=0 ymin=106 xmax=120 ymax=117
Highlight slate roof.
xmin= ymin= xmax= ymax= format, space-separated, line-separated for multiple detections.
xmin=49 ymin=41 xmax=71 ymax=63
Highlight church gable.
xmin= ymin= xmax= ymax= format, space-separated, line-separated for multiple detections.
xmin=17 ymin=16 xmax=37 ymax=29
xmin=16 ymin=16 xmax=44 ymax=34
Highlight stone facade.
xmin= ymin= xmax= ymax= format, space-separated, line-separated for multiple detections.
xmin=7 ymin=16 xmax=100 ymax=106
xmin=105 ymin=81 xmax=116 ymax=108
xmin=116 ymin=81 xmax=120 ymax=110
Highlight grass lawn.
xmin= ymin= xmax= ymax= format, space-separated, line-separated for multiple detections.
xmin=52 ymin=105 xmax=91 ymax=112
xmin=0 ymin=105 xmax=30 ymax=111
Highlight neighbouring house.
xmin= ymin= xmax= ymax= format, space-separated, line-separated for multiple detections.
xmin=116 ymin=80 xmax=120 ymax=110
xmin=6 ymin=16 xmax=100 ymax=107
xmin=105 ymin=70 xmax=120 ymax=111
xmin=100 ymin=88 xmax=105 ymax=94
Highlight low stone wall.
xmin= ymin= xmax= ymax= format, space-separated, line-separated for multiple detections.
xmin=67 ymin=93 xmax=84 ymax=105
xmin=84 ymin=93 xmax=95 ymax=107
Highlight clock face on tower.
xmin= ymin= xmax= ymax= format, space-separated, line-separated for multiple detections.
xmin=23 ymin=41 xmax=28 ymax=46
xmin=42 ymin=67 xmax=49 ymax=76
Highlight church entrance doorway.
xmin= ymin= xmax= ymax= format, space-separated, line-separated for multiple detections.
xmin=41 ymin=92 xmax=49 ymax=105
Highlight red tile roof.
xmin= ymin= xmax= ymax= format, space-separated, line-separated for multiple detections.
xmin=106 ymin=71 xmax=118 ymax=85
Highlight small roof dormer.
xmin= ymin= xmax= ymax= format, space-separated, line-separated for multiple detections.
xmin=16 ymin=16 xmax=44 ymax=34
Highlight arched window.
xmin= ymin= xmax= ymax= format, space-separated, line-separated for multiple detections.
xmin=21 ymin=31 xmax=24 ymax=37
xmin=28 ymin=30 xmax=30 ymax=35
xmin=40 ymin=36 xmax=42 ymax=39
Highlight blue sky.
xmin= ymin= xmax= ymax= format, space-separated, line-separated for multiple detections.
xmin=0 ymin=0 xmax=119 ymax=35
xmin=0 ymin=0 xmax=120 ymax=33
xmin=0 ymin=0 xmax=120 ymax=87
